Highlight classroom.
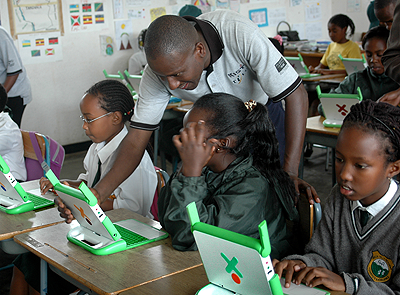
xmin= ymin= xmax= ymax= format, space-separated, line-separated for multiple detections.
xmin=1 ymin=0 xmax=400 ymax=294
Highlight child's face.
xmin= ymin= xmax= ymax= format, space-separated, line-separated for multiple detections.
xmin=328 ymin=23 xmax=347 ymax=43
xmin=80 ymin=93 xmax=120 ymax=144
xmin=365 ymin=37 xmax=387 ymax=76
xmin=335 ymin=126 xmax=397 ymax=206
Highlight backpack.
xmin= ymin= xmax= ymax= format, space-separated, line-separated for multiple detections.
xmin=21 ymin=130 xmax=65 ymax=181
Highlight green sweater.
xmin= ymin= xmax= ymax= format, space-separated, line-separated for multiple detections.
xmin=330 ymin=67 xmax=399 ymax=101
xmin=158 ymin=155 xmax=298 ymax=259
xmin=286 ymin=184 xmax=400 ymax=294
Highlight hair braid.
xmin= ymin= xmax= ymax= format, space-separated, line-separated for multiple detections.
xmin=343 ymin=100 xmax=400 ymax=163
xmin=86 ymin=79 xmax=134 ymax=123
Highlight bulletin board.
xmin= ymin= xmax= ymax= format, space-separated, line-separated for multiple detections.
xmin=7 ymin=0 xmax=64 ymax=38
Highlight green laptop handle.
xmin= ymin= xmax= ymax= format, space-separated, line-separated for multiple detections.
xmin=186 ymin=202 xmax=271 ymax=257
xmin=338 ymin=53 xmax=367 ymax=64
xmin=316 ymin=85 xmax=363 ymax=102
xmin=124 ymin=70 xmax=142 ymax=80
xmin=45 ymin=170 xmax=97 ymax=206
xmin=0 ymin=154 xmax=10 ymax=174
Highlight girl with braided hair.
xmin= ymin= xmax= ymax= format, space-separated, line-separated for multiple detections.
xmin=10 ymin=80 xmax=158 ymax=295
xmin=309 ymin=13 xmax=361 ymax=75
xmin=158 ymin=93 xmax=298 ymax=259
xmin=275 ymin=100 xmax=400 ymax=294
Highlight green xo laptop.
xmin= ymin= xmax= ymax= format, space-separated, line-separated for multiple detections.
xmin=285 ymin=53 xmax=321 ymax=79
xmin=46 ymin=170 xmax=168 ymax=256
xmin=186 ymin=202 xmax=330 ymax=295
xmin=317 ymin=85 xmax=363 ymax=128
xmin=0 ymin=154 xmax=54 ymax=214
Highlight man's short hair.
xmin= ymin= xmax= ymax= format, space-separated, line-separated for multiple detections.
xmin=374 ymin=0 xmax=396 ymax=10
xmin=144 ymin=15 xmax=199 ymax=61
xmin=0 ymin=84 xmax=8 ymax=112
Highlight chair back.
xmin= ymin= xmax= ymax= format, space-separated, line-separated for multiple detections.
xmin=292 ymin=193 xmax=322 ymax=253
xmin=151 ymin=167 xmax=170 ymax=221
xmin=21 ymin=130 xmax=65 ymax=180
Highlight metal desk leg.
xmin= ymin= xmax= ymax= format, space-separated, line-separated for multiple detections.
xmin=40 ymin=259 xmax=48 ymax=295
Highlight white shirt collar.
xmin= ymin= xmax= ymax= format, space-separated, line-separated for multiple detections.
xmin=95 ymin=126 xmax=128 ymax=164
xmin=351 ymin=179 xmax=398 ymax=217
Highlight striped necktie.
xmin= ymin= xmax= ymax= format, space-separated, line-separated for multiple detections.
xmin=91 ymin=159 xmax=101 ymax=187
xmin=359 ymin=209 xmax=371 ymax=227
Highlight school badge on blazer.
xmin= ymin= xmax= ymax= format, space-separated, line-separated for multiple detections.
xmin=368 ymin=250 xmax=394 ymax=282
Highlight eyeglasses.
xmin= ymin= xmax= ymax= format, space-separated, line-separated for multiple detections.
xmin=80 ymin=112 xmax=112 ymax=124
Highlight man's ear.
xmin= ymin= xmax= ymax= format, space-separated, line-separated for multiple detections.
xmin=194 ymin=41 xmax=207 ymax=58
xmin=388 ymin=159 xmax=400 ymax=178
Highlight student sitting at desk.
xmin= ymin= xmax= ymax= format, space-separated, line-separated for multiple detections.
xmin=0 ymin=83 xmax=26 ymax=182
xmin=158 ymin=93 xmax=299 ymax=260
xmin=318 ymin=26 xmax=399 ymax=116
xmin=274 ymin=100 xmax=400 ymax=294
xmin=309 ymin=14 xmax=361 ymax=75
xmin=9 ymin=80 xmax=157 ymax=295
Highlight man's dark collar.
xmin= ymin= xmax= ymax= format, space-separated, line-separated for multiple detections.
xmin=182 ymin=15 xmax=224 ymax=65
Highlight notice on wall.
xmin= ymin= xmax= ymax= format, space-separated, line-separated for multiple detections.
xmin=68 ymin=1 xmax=107 ymax=32
xmin=305 ymin=22 xmax=322 ymax=40
xmin=18 ymin=32 xmax=63 ymax=64
xmin=305 ymin=2 xmax=322 ymax=22
xmin=268 ymin=7 xmax=287 ymax=27
xmin=249 ymin=8 xmax=268 ymax=27
xmin=347 ymin=0 xmax=361 ymax=12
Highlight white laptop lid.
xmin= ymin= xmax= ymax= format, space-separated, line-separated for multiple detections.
xmin=320 ymin=97 xmax=360 ymax=126
xmin=0 ymin=170 xmax=26 ymax=207
xmin=194 ymin=231 xmax=273 ymax=295
xmin=342 ymin=60 xmax=366 ymax=76
xmin=287 ymin=59 xmax=308 ymax=76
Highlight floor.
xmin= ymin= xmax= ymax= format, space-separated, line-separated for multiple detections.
xmin=0 ymin=146 xmax=334 ymax=295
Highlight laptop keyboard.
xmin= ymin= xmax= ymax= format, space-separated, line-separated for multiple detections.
xmin=27 ymin=193 xmax=54 ymax=207
xmin=114 ymin=224 xmax=149 ymax=246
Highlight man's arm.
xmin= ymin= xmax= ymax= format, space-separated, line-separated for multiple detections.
xmin=93 ymin=128 xmax=153 ymax=203
xmin=283 ymin=84 xmax=307 ymax=177
xmin=382 ymin=0 xmax=400 ymax=83
xmin=283 ymin=84 xmax=320 ymax=203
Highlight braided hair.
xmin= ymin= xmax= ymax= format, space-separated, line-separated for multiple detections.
xmin=329 ymin=14 xmax=356 ymax=37
xmin=192 ymin=93 xmax=296 ymax=207
xmin=85 ymin=79 xmax=134 ymax=123
xmin=342 ymin=100 xmax=400 ymax=164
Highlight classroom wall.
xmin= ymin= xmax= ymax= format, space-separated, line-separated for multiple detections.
xmin=0 ymin=0 xmax=372 ymax=146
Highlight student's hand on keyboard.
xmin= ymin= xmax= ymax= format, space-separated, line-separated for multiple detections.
xmin=273 ymin=259 xmax=306 ymax=288
xmin=55 ymin=196 xmax=74 ymax=224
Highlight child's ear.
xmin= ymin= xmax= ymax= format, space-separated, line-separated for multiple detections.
xmin=388 ymin=159 xmax=400 ymax=178
xmin=112 ymin=111 xmax=123 ymax=124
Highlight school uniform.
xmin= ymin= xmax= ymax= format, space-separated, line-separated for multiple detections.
xmin=330 ymin=67 xmax=399 ymax=101
xmin=0 ymin=111 xmax=26 ymax=181
xmin=318 ymin=67 xmax=399 ymax=116
xmin=285 ymin=181 xmax=400 ymax=294
xmin=158 ymin=155 xmax=298 ymax=260
xmin=132 ymin=10 xmax=302 ymax=162
xmin=78 ymin=125 xmax=157 ymax=218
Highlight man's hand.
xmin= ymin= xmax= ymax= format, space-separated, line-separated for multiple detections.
xmin=287 ymin=173 xmax=320 ymax=205
xmin=378 ymin=88 xmax=400 ymax=106
xmin=273 ymin=259 xmax=306 ymax=288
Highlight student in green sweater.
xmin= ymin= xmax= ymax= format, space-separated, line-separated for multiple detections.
xmin=274 ymin=100 xmax=400 ymax=294
xmin=319 ymin=26 xmax=399 ymax=116
xmin=158 ymin=93 xmax=299 ymax=259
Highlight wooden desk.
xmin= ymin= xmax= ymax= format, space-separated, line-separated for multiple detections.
xmin=14 ymin=209 xmax=202 ymax=295
xmin=300 ymin=116 xmax=341 ymax=186
xmin=120 ymin=264 xmax=350 ymax=295
xmin=284 ymin=50 xmax=323 ymax=68
xmin=302 ymin=73 xmax=346 ymax=83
